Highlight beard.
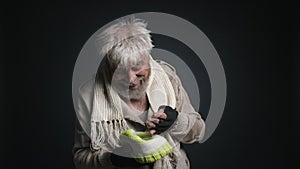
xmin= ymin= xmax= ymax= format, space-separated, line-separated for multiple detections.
xmin=128 ymin=77 xmax=150 ymax=100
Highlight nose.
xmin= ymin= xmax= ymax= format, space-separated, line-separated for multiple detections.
xmin=128 ymin=70 xmax=137 ymax=84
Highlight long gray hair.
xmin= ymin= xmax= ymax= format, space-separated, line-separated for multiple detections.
xmin=96 ymin=17 xmax=154 ymax=70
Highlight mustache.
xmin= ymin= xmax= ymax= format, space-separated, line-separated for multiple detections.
xmin=116 ymin=76 xmax=146 ymax=88
xmin=130 ymin=76 xmax=145 ymax=86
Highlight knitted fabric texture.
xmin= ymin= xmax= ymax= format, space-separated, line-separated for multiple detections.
xmin=90 ymin=56 xmax=176 ymax=151
xmin=120 ymin=129 xmax=173 ymax=163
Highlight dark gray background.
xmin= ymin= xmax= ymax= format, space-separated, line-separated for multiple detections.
xmin=1 ymin=1 xmax=299 ymax=169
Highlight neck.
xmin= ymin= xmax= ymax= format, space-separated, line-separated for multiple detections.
xmin=126 ymin=94 xmax=149 ymax=115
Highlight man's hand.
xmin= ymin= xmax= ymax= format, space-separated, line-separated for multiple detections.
xmin=146 ymin=105 xmax=178 ymax=135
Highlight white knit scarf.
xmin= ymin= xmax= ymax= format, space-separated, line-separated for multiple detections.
xmin=90 ymin=57 xmax=177 ymax=152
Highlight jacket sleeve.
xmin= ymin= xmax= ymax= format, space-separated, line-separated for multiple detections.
xmin=72 ymin=119 xmax=114 ymax=169
xmin=158 ymin=60 xmax=206 ymax=143
xmin=72 ymin=77 xmax=114 ymax=169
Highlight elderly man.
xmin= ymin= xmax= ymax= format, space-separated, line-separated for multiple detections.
xmin=73 ymin=18 xmax=205 ymax=169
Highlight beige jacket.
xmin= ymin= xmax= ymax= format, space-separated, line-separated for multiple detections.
xmin=73 ymin=60 xmax=205 ymax=169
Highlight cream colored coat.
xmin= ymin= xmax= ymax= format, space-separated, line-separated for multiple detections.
xmin=73 ymin=60 xmax=205 ymax=169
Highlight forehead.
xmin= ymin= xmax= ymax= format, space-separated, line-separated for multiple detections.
xmin=118 ymin=55 xmax=149 ymax=67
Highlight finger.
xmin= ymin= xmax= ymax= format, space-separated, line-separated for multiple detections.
xmin=148 ymin=118 xmax=160 ymax=124
xmin=153 ymin=108 xmax=164 ymax=118
xmin=149 ymin=129 xmax=156 ymax=135
xmin=157 ymin=112 xmax=167 ymax=119
xmin=146 ymin=121 xmax=156 ymax=128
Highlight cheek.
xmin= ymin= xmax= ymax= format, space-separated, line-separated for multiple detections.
xmin=113 ymin=74 xmax=123 ymax=80
xmin=112 ymin=73 xmax=128 ymax=83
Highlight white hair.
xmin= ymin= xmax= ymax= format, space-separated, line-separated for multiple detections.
xmin=97 ymin=17 xmax=154 ymax=67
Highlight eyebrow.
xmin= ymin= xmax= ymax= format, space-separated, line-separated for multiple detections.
xmin=128 ymin=61 xmax=144 ymax=67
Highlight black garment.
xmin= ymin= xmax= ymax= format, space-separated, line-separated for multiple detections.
xmin=110 ymin=153 xmax=154 ymax=168
xmin=152 ymin=105 xmax=179 ymax=134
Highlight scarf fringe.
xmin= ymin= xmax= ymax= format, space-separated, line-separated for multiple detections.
xmin=162 ymin=155 xmax=174 ymax=169
xmin=90 ymin=57 xmax=176 ymax=152
xmin=91 ymin=119 xmax=128 ymax=150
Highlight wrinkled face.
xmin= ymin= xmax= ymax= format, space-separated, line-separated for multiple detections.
xmin=111 ymin=56 xmax=150 ymax=100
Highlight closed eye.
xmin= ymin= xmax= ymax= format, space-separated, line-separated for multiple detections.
xmin=131 ymin=66 xmax=141 ymax=71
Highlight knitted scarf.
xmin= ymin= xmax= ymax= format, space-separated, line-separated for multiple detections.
xmin=90 ymin=57 xmax=177 ymax=152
